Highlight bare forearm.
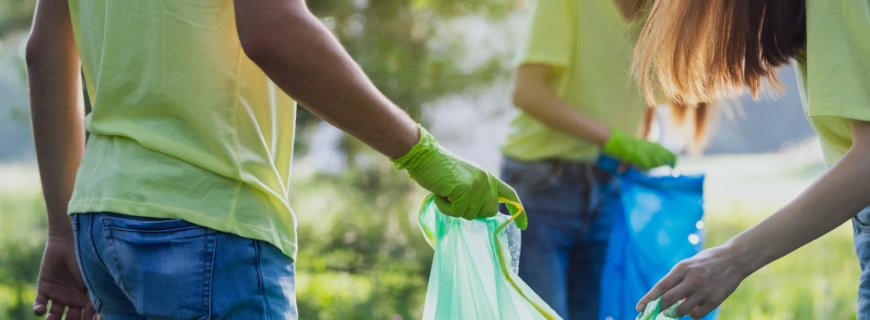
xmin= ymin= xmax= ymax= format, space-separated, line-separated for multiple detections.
xmin=513 ymin=65 xmax=611 ymax=145
xmin=515 ymin=87 xmax=611 ymax=144
xmin=729 ymin=125 xmax=870 ymax=274
xmin=235 ymin=0 xmax=419 ymax=159
xmin=635 ymin=122 xmax=870 ymax=319
xmin=26 ymin=0 xmax=85 ymax=238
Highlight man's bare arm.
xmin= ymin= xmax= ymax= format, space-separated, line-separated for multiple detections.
xmin=27 ymin=0 xmax=85 ymax=240
xmin=233 ymin=0 xmax=419 ymax=159
xmin=27 ymin=0 xmax=94 ymax=318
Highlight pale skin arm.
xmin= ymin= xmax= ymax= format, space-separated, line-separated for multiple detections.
xmin=26 ymin=0 xmax=95 ymax=319
xmin=512 ymin=64 xmax=612 ymax=145
xmin=639 ymin=119 xmax=870 ymax=319
xmin=233 ymin=0 xmax=419 ymax=159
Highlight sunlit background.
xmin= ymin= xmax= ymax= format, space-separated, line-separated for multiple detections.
xmin=0 ymin=0 xmax=857 ymax=319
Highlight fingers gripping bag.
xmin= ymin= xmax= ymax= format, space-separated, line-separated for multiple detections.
xmin=418 ymin=194 xmax=562 ymax=320
xmin=597 ymin=156 xmax=718 ymax=320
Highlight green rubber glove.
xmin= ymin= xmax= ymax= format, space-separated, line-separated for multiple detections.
xmin=602 ymin=127 xmax=677 ymax=170
xmin=392 ymin=125 xmax=527 ymax=230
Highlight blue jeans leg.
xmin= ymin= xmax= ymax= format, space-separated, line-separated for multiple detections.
xmin=568 ymin=186 xmax=616 ymax=320
xmin=500 ymin=157 xmax=617 ymax=320
xmin=515 ymin=213 xmax=578 ymax=317
xmin=73 ymin=212 xmax=297 ymax=320
xmin=853 ymin=205 xmax=870 ymax=319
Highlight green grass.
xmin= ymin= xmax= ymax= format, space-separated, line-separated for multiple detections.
xmin=0 ymin=157 xmax=863 ymax=319
xmin=0 ymin=178 xmax=45 ymax=320
xmin=706 ymin=200 xmax=860 ymax=320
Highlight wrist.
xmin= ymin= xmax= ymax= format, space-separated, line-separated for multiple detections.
xmin=47 ymin=228 xmax=75 ymax=241
xmin=598 ymin=126 xmax=614 ymax=147
xmin=601 ymin=127 xmax=623 ymax=152
xmin=391 ymin=125 xmax=436 ymax=171
xmin=722 ymin=236 xmax=765 ymax=277
xmin=47 ymin=216 xmax=75 ymax=240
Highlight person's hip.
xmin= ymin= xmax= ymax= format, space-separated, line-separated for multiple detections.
xmin=499 ymin=156 xmax=618 ymax=220
xmin=72 ymin=212 xmax=297 ymax=319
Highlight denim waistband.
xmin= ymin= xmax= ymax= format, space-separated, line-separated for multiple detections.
xmin=501 ymin=156 xmax=611 ymax=181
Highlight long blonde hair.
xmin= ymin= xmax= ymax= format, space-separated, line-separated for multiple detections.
xmin=633 ymin=0 xmax=807 ymax=106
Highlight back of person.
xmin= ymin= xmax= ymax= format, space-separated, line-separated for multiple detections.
xmin=498 ymin=0 xmax=677 ymax=319
xmin=69 ymin=0 xmax=299 ymax=258
xmin=29 ymin=0 xmax=527 ymax=318
xmin=66 ymin=1 xmax=301 ymax=318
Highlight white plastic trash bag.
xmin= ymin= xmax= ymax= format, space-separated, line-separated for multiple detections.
xmin=418 ymin=194 xmax=562 ymax=320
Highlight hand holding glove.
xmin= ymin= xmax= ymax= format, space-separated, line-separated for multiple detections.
xmin=392 ymin=125 xmax=527 ymax=229
xmin=602 ymin=127 xmax=676 ymax=170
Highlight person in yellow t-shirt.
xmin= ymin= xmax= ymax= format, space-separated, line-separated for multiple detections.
xmin=631 ymin=0 xmax=870 ymax=319
xmin=26 ymin=0 xmax=524 ymax=319
xmin=499 ymin=0 xmax=677 ymax=318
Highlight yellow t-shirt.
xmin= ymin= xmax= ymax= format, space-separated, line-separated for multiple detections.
xmin=67 ymin=0 xmax=299 ymax=259
xmin=796 ymin=0 xmax=870 ymax=167
xmin=500 ymin=0 xmax=647 ymax=162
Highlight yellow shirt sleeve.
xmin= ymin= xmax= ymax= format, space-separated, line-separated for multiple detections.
xmin=803 ymin=0 xmax=870 ymax=120
xmin=514 ymin=0 xmax=574 ymax=68
xmin=796 ymin=0 xmax=870 ymax=166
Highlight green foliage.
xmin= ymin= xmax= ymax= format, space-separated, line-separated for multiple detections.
xmin=291 ymin=156 xmax=433 ymax=319
xmin=307 ymin=0 xmax=513 ymax=122
xmin=0 ymin=189 xmax=46 ymax=320
xmin=0 ymin=0 xmax=33 ymax=39
xmin=298 ymin=0 xmax=514 ymax=161
xmin=706 ymin=201 xmax=860 ymax=320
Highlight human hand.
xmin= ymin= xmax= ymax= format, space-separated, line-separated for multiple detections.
xmin=635 ymin=245 xmax=750 ymax=319
xmin=602 ymin=127 xmax=676 ymax=170
xmin=637 ymin=296 xmax=682 ymax=320
xmin=392 ymin=126 xmax=527 ymax=229
xmin=33 ymin=238 xmax=98 ymax=320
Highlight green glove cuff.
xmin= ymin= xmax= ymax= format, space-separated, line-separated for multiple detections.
xmin=391 ymin=124 xmax=437 ymax=173
xmin=601 ymin=126 xmax=627 ymax=156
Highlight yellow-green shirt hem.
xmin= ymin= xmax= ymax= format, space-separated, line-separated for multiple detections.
xmin=500 ymin=147 xmax=600 ymax=163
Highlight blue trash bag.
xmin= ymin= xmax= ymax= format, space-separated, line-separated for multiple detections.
xmin=597 ymin=156 xmax=718 ymax=320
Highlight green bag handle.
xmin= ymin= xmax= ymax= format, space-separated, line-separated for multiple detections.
xmin=636 ymin=296 xmax=680 ymax=320
xmin=419 ymin=194 xmax=562 ymax=320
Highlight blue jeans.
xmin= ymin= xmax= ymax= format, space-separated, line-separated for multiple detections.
xmin=853 ymin=206 xmax=870 ymax=319
xmin=499 ymin=157 xmax=619 ymax=320
xmin=72 ymin=212 xmax=298 ymax=320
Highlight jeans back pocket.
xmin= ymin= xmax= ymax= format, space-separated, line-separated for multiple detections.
xmin=100 ymin=215 xmax=216 ymax=320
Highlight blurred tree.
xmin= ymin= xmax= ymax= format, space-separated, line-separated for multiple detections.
xmin=0 ymin=192 xmax=46 ymax=320
xmin=0 ymin=0 xmax=34 ymax=38
xmin=300 ymin=0 xmax=515 ymax=163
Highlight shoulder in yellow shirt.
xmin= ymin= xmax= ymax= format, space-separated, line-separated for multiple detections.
xmin=796 ymin=0 xmax=870 ymax=166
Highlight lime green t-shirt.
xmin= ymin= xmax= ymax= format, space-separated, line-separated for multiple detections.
xmin=67 ymin=0 xmax=299 ymax=259
xmin=796 ymin=0 xmax=870 ymax=167
xmin=500 ymin=0 xmax=648 ymax=162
